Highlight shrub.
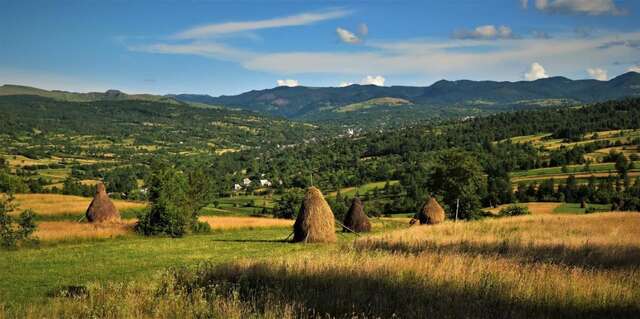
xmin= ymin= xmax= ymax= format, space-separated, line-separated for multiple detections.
xmin=498 ymin=205 xmax=530 ymax=217
xmin=191 ymin=221 xmax=212 ymax=234
xmin=0 ymin=194 xmax=38 ymax=249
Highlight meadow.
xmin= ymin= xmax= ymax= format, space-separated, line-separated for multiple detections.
xmin=2 ymin=212 xmax=638 ymax=318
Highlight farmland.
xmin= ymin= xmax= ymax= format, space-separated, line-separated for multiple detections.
xmin=1 ymin=212 xmax=638 ymax=318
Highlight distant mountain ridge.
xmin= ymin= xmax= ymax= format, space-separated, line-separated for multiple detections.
xmin=0 ymin=84 xmax=183 ymax=105
xmin=172 ymin=72 xmax=640 ymax=119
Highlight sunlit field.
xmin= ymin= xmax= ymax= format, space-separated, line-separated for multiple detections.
xmin=11 ymin=193 xmax=146 ymax=216
xmin=4 ymin=212 xmax=639 ymax=318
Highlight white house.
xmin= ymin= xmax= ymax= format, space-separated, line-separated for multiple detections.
xmin=259 ymin=179 xmax=272 ymax=187
xmin=242 ymin=178 xmax=252 ymax=186
xmin=233 ymin=184 xmax=243 ymax=191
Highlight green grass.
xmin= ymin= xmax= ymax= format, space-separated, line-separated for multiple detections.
xmin=0 ymin=228 xmax=320 ymax=306
xmin=553 ymin=202 xmax=612 ymax=214
xmin=511 ymin=162 xmax=640 ymax=178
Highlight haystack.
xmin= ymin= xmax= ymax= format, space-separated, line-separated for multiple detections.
xmin=343 ymin=197 xmax=371 ymax=233
xmin=86 ymin=183 xmax=120 ymax=223
xmin=292 ymin=187 xmax=336 ymax=243
xmin=414 ymin=197 xmax=445 ymax=225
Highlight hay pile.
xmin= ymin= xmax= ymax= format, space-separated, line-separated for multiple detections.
xmin=414 ymin=197 xmax=445 ymax=225
xmin=292 ymin=187 xmax=336 ymax=243
xmin=343 ymin=197 xmax=371 ymax=233
xmin=86 ymin=183 xmax=120 ymax=223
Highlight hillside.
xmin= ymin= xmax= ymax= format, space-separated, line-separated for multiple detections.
xmin=173 ymin=72 xmax=640 ymax=123
xmin=0 ymin=84 xmax=182 ymax=104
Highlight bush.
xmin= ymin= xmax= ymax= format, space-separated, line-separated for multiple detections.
xmin=498 ymin=205 xmax=530 ymax=217
xmin=191 ymin=221 xmax=212 ymax=234
xmin=0 ymin=195 xmax=38 ymax=249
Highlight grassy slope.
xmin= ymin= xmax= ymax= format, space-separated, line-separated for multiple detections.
xmin=0 ymin=228 xmax=312 ymax=305
xmin=6 ymin=213 xmax=638 ymax=318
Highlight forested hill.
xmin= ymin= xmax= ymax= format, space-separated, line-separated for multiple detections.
xmin=0 ymin=95 xmax=326 ymax=150
xmin=172 ymin=72 xmax=640 ymax=122
xmin=229 ymin=97 xmax=640 ymax=193
xmin=0 ymin=84 xmax=184 ymax=104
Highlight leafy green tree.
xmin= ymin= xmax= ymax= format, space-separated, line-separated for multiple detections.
xmin=136 ymin=164 xmax=191 ymax=237
xmin=426 ymin=149 xmax=486 ymax=219
xmin=0 ymin=194 xmax=37 ymax=249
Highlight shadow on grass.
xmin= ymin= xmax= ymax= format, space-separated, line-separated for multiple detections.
xmin=209 ymin=239 xmax=289 ymax=243
xmin=170 ymin=262 xmax=639 ymax=319
xmin=356 ymin=239 xmax=640 ymax=270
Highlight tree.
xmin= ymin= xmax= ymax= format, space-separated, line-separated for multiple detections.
xmin=426 ymin=149 xmax=486 ymax=219
xmin=136 ymin=164 xmax=191 ymax=237
xmin=0 ymin=194 xmax=37 ymax=249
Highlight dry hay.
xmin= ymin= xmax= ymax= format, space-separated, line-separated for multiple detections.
xmin=414 ymin=197 xmax=445 ymax=225
xmin=35 ymin=220 xmax=135 ymax=241
xmin=199 ymin=216 xmax=293 ymax=230
xmin=292 ymin=187 xmax=337 ymax=243
xmin=86 ymin=183 xmax=120 ymax=223
xmin=343 ymin=197 xmax=371 ymax=233
xmin=11 ymin=193 xmax=145 ymax=216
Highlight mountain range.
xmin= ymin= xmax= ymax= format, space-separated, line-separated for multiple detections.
xmin=172 ymin=72 xmax=640 ymax=120
xmin=3 ymin=72 xmax=639 ymax=126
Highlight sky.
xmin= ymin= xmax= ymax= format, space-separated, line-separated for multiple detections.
xmin=1 ymin=0 xmax=640 ymax=95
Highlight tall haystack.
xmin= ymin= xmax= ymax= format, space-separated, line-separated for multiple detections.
xmin=343 ymin=197 xmax=371 ymax=233
xmin=414 ymin=197 xmax=445 ymax=225
xmin=292 ymin=187 xmax=336 ymax=243
xmin=86 ymin=183 xmax=120 ymax=223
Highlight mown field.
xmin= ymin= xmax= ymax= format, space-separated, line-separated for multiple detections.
xmin=1 ymin=212 xmax=638 ymax=318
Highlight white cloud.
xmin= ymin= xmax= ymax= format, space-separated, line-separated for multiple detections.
xmin=533 ymin=0 xmax=624 ymax=15
xmin=276 ymin=79 xmax=299 ymax=87
xmin=628 ymin=66 xmax=640 ymax=73
xmin=453 ymin=25 xmax=514 ymax=40
xmin=336 ymin=27 xmax=360 ymax=44
xmin=587 ymin=67 xmax=608 ymax=80
xmin=338 ymin=81 xmax=354 ymax=87
xmin=361 ymin=75 xmax=385 ymax=86
xmin=524 ymin=62 xmax=549 ymax=80
xmin=174 ymin=9 xmax=350 ymax=39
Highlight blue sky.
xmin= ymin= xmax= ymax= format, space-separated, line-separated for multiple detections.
xmin=1 ymin=0 xmax=639 ymax=95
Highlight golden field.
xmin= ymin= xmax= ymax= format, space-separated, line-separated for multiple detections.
xmin=200 ymin=216 xmax=293 ymax=230
xmin=10 ymin=193 xmax=147 ymax=216
xmin=8 ymin=212 xmax=639 ymax=318
xmin=34 ymin=221 xmax=135 ymax=241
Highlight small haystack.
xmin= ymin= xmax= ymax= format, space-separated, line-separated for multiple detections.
xmin=413 ymin=197 xmax=445 ymax=225
xmin=292 ymin=187 xmax=336 ymax=243
xmin=86 ymin=183 xmax=120 ymax=223
xmin=343 ymin=197 xmax=371 ymax=233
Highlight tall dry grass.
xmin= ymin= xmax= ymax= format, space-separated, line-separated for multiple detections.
xmin=5 ymin=213 xmax=639 ymax=318
xmin=11 ymin=193 xmax=146 ymax=216
xmin=356 ymin=212 xmax=640 ymax=268
xmin=200 ymin=216 xmax=293 ymax=230
xmin=34 ymin=221 xmax=135 ymax=241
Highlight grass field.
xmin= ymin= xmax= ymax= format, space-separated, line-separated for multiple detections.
xmin=3 ymin=212 xmax=638 ymax=318
xmin=11 ymin=194 xmax=147 ymax=217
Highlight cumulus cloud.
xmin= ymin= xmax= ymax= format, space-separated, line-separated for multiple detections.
xmin=628 ymin=66 xmax=640 ymax=73
xmin=338 ymin=81 xmax=354 ymax=87
xmin=524 ymin=62 xmax=549 ymax=81
xmin=336 ymin=27 xmax=361 ymax=44
xmin=453 ymin=25 xmax=514 ymax=40
xmin=276 ymin=79 xmax=299 ymax=87
xmin=532 ymin=0 xmax=625 ymax=15
xmin=361 ymin=75 xmax=385 ymax=86
xmin=587 ymin=67 xmax=608 ymax=80
xmin=174 ymin=9 xmax=350 ymax=39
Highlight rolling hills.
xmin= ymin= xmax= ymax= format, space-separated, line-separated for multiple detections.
xmin=172 ymin=72 xmax=640 ymax=122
